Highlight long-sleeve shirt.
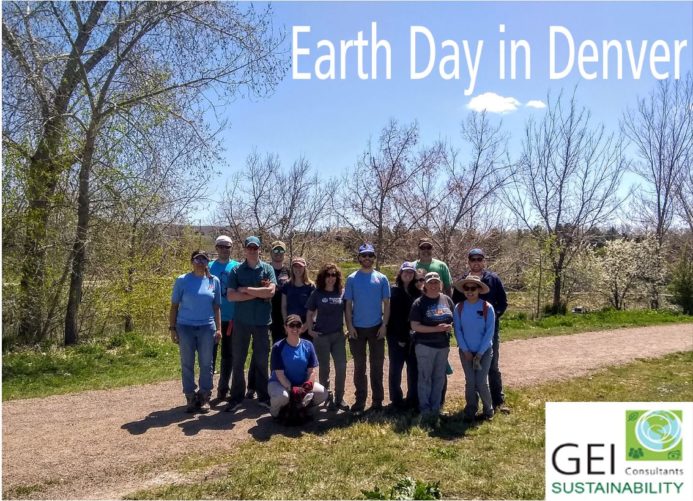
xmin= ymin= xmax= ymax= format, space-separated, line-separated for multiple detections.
xmin=453 ymin=299 xmax=496 ymax=354
xmin=387 ymin=285 xmax=420 ymax=343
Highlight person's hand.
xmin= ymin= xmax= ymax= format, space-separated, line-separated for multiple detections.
xmin=463 ymin=351 xmax=473 ymax=362
xmin=214 ymin=329 xmax=222 ymax=342
xmin=309 ymin=330 xmax=321 ymax=338
xmin=438 ymin=323 xmax=452 ymax=333
xmin=169 ymin=329 xmax=179 ymax=344
xmin=291 ymin=386 xmax=306 ymax=402
xmin=302 ymin=381 xmax=314 ymax=392
xmin=377 ymin=324 xmax=387 ymax=339
xmin=347 ymin=326 xmax=358 ymax=339
xmin=397 ymin=341 xmax=406 ymax=348
xmin=260 ymin=278 xmax=270 ymax=287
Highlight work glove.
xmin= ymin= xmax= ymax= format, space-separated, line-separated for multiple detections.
xmin=291 ymin=386 xmax=306 ymax=402
xmin=302 ymin=381 xmax=314 ymax=392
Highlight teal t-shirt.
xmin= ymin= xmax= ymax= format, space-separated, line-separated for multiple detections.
xmin=209 ymin=259 xmax=238 ymax=321
xmin=228 ymin=260 xmax=277 ymax=325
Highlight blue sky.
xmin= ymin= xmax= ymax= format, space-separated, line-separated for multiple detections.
xmin=201 ymin=1 xmax=693 ymax=223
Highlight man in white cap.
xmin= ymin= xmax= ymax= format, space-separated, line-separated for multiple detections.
xmin=209 ymin=235 xmax=239 ymax=402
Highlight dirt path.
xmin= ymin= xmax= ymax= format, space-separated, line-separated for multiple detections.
xmin=3 ymin=324 xmax=692 ymax=499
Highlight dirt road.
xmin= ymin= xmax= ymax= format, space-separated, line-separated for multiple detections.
xmin=3 ymin=324 xmax=692 ymax=499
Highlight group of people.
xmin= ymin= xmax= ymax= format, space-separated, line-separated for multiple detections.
xmin=169 ymin=235 xmax=508 ymax=426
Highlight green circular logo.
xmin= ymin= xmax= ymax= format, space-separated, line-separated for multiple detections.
xmin=635 ymin=410 xmax=682 ymax=452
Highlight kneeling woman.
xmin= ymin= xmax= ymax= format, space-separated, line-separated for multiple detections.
xmin=169 ymin=250 xmax=222 ymax=413
xmin=268 ymin=314 xmax=328 ymax=419
xmin=452 ymin=275 xmax=496 ymax=422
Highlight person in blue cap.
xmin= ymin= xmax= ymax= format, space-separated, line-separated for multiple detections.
xmin=343 ymin=243 xmax=391 ymax=415
xmin=452 ymin=248 xmax=510 ymax=414
xmin=225 ymin=236 xmax=277 ymax=412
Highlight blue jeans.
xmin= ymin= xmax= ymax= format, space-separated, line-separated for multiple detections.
xmin=176 ymin=323 xmax=215 ymax=395
xmin=461 ymin=348 xmax=494 ymax=418
xmin=415 ymin=343 xmax=449 ymax=415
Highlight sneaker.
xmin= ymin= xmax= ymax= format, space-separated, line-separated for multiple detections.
xmin=245 ymin=389 xmax=256 ymax=400
xmin=225 ymin=399 xmax=242 ymax=413
xmin=197 ymin=392 xmax=210 ymax=413
xmin=368 ymin=403 xmax=384 ymax=413
xmin=257 ymin=399 xmax=271 ymax=410
xmin=495 ymin=403 xmax=511 ymax=414
xmin=335 ymin=399 xmax=350 ymax=412
xmin=475 ymin=413 xmax=494 ymax=422
xmin=324 ymin=391 xmax=334 ymax=408
xmin=215 ymin=389 xmax=228 ymax=402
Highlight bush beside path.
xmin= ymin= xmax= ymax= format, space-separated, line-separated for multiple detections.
xmin=3 ymin=324 xmax=693 ymax=499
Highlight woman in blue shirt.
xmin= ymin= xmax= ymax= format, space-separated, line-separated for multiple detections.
xmin=268 ymin=314 xmax=328 ymax=421
xmin=452 ymin=275 xmax=496 ymax=422
xmin=169 ymin=250 xmax=222 ymax=413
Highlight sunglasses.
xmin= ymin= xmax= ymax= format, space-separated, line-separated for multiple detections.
xmin=192 ymin=257 xmax=208 ymax=264
xmin=216 ymin=245 xmax=231 ymax=249
xmin=360 ymin=253 xmax=376 ymax=258
xmin=419 ymin=245 xmax=433 ymax=250
xmin=415 ymin=278 xmax=426 ymax=282
xmin=463 ymin=286 xmax=479 ymax=291
xmin=287 ymin=322 xmax=302 ymax=329
xmin=469 ymin=257 xmax=484 ymax=262
xmin=272 ymin=249 xmax=285 ymax=254
xmin=326 ymin=272 xmax=338 ymax=277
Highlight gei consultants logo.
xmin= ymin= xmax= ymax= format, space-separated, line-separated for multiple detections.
xmin=626 ymin=410 xmax=683 ymax=461
xmin=546 ymin=403 xmax=692 ymax=500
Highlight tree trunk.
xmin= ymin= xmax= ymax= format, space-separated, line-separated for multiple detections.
xmin=64 ymin=125 xmax=98 ymax=345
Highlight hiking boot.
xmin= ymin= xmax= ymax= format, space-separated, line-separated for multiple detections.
xmin=245 ymin=389 xmax=256 ymax=400
xmin=495 ymin=403 xmax=511 ymax=414
xmin=185 ymin=393 xmax=197 ymax=413
xmin=197 ymin=392 xmax=211 ymax=413
xmin=335 ymin=399 xmax=350 ymax=412
xmin=350 ymin=404 xmax=365 ymax=417
xmin=215 ymin=389 xmax=228 ymax=402
xmin=368 ymin=402 xmax=384 ymax=414
xmin=225 ymin=399 xmax=242 ymax=413
xmin=324 ymin=391 xmax=334 ymax=408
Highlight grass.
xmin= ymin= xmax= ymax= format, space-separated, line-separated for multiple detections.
xmin=1 ymin=331 xmax=181 ymax=400
xmin=124 ymin=351 xmax=693 ymax=500
xmin=501 ymin=308 xmax=693 ymax=341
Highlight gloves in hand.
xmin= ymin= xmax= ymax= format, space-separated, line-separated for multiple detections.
xmin=302 ymin=381 xmax=314 ymax=392
xmin=291 ymin=386 xmax=306 ymax=402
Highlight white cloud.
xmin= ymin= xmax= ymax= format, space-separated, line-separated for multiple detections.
xmin=466 ymin=92 xmax=521 ymax=114
xmin=525 ymin=100 xmax=547 ymax=109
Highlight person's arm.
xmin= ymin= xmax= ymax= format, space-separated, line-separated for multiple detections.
xmin=239 ymin=282 xmax=276 ymax=299
xmin=345 ymin=299 xmax=357 ymax=338
xmin=275 ymin=369 xmax=292 ymax=391
xmin=305 ymin=366 xmax=315 ymax=383
xmin=410 ymin=320 xmax=451 ymax=334
xmin=227 ymin=288 xmax=256 ymax=302
xmin=453 ymin=303 xmax=470 ymax=352
xmin=495 ymin=276 xmax=508 ymax=317
xmin=213 ymin=304 xmax=222 ymax=342
xmin=281 ymin=292 xmax=288 ymax=322
xmin=442 ymin=264 xmax=452 ymax=297
xmin=168 ymin=303 xmax=179 ymax=343
xmin=306 ymin=309 xmax=320 ymax=337
xmin=480 ymin=304 xmax=496 ymax=352
xmin=377 ymin=299 xmax=390 ymax=339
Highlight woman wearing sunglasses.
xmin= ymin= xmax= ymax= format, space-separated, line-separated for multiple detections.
xmin=169 ymin=250 xmax=222 ymax=413
xmin=452 ymin=275 xmax=496 ymax=423
xmin=305 ymin=263 xmax=348 ymax=411
xmin=386 ymin=262 xmax=423 ymax=410
xmin=409 ymin=271 xmax=454 ymax=426
xmin=281 ymin=257 xmax=316 ymax=339
xmin=268 ymin=314 xmax=328 ymax=420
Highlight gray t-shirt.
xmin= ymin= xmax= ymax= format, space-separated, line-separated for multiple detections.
xmin=305 ymin=289 xmax=344 ymax=335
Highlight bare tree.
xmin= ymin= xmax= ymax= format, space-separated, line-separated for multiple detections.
xmin=2 ymin=1 xmax=286 ymax=343
xmin=621 ymin=75 xmax=693 ymax=307
xmin=504 ymin=90 xmax=627 ymax=313
xmin=218 ymin=152 xmax=334 ymax=258
xmin=339 ymin=119 xmax=444 ymax=268
xmin=421 ymin=112 xmax=512 ymax=272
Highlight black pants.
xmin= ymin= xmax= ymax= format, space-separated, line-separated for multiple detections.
xmin=216 ymin=321 xmax=233 ymax=395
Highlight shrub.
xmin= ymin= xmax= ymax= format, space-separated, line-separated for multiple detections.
xmin=669 ymin=251 xmax=693 ymax=315
xmin=362 ymin=476 xmax=441 ymax=500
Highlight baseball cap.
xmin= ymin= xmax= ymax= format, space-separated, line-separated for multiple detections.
xmin=291 ymin=257 xmax=306 ymax=267
xmin=244 ymin=236 xmax=261 ymax=248
xmin=418 ymin=238 xmax=433 ymax=249
xmin=271 ymin=240 xmax=286 ymax=251
xmin=400 ymin=261 xmax=416 ymax=272
xmin=425 ymin=272 xmax=441 ymax=283
xmin=215 ymin=235 xmax=232 ymax=246
xmin=358 ymin=243 xmax=375 ymax=255
xmin=468 ymin=248 xmax=485 ymax=258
